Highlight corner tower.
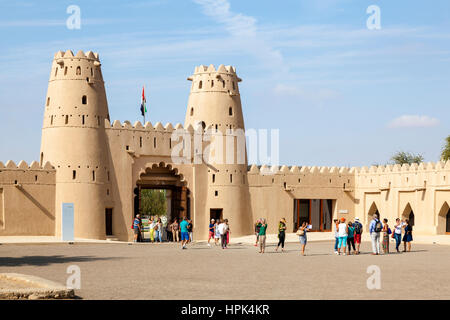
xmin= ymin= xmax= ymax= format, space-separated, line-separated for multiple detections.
xmin=40 ymin=50 xmax=111 ymax=240
xmin=185 ymin=64 xmax=252 ymax=237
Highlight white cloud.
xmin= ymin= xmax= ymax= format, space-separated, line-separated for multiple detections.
xmin=388 ymin=115 xmax=440 ymax=128
xmin=193 ymin=0 xmax=285 ymax=73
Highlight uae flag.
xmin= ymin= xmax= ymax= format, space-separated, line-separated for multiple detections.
xmin=140 ymin=86 xmax=147 ymax=117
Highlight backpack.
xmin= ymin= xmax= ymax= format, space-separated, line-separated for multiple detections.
xmin=354 ymin=222 xmax=362 ymax=234
xmin=375 ymin=220 xmax=382 ymax=232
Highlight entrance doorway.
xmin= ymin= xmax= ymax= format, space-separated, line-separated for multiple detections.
xmin=105 ymin=208 xmax=113 ymax=236
xmin=293 ymin=199 xmax=333 ymax=232
xmin=402 ymin=203 xmax=415 ymax=226
xmin=210 ymin=208 xmax=223 ymax=222
xmin=447 ymin=209 xmax=450 ymax=234
xmin=134 ymin=163 xmax=190 ymax=231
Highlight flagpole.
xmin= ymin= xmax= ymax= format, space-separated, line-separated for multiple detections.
xmin=143 ymin=85 xmax=146 ymax=124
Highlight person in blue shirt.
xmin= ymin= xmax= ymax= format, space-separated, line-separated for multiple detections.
xmin=133 ymin=214 xmax=141 ymax=243
xmin=369 ymin=213 xmax=383 ymax=255
xmin=180 ymin=217 xmax=190 ymax=249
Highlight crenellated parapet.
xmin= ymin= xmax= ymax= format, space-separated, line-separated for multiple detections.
xmin=247 ymin=164 xmax=355 ymax=190
xmin=354 ymin=160 xmax=450 ymax=190
xmin=0 ymin=160 xmax=56 ymax=185
xmin=246 ymin=160 xmax=450 ymax=191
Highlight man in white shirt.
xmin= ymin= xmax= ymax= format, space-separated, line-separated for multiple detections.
xmin=218 ymin=220 xmax=229 ymax=249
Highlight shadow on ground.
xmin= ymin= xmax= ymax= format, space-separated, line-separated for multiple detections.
xmin=0 ymin=255 xmax=121 ymax=267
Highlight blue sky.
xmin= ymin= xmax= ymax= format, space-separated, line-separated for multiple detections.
xmin=0 ymin=0 xmax=449 ymax=167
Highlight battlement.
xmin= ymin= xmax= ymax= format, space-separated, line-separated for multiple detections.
xmin=0 ymin=160 xmax=55 ymax=171
xmin=54 ymin=50 xmax=100 ymax=61
xmin=0 ymin=160 xmax=56 ymax=187
xmin=247 ymin=161 xmax=450 ymax=176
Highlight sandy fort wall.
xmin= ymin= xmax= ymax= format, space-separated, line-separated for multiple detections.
xmin=0 ymin=161 xmax=55 ymax=236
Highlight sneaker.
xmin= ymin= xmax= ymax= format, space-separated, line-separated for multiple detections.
xmin=207 ymin=243 xmax=211 ymax=247
xmin=334 ymin=251 xmax=338 ymax=255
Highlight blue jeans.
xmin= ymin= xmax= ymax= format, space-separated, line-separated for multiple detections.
xmin=394 ymin=233 xmax=402 ymax=250
xmin=334 ymin=237 xmax=339 ymax=251
xmin=154 ymin=230 xmax=161 ymax=242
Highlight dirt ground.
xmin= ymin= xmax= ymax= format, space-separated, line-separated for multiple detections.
xmin=0 ymin=240 xmax=449 ymax=299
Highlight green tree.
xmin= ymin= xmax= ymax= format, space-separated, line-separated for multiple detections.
xmin=441 ymin=135 xmax=450 ymax=161
xmin=390 ymin=151 xmax=424 ymax=165
xmin=140 ymin=189 xmax=167 ymax=217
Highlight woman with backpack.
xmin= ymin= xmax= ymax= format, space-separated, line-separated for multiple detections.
xmin=353 ymin=217 xmax=363 ymax=254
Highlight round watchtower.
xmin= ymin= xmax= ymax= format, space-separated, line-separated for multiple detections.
xmin=184 ymin=64 xmax=252 ymax=238
xmin=40 ymin=50 xmax=112 ymax=240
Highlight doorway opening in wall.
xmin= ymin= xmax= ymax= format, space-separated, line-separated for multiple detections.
xmin=446 ymin=209 xmax=450 ymax=234
xmin=134 ymin=163 xmax=190 ymax=242
xmin=105 ymin=208 xmax=113 ymax=236
xmin=210 ymin=208 xmax=223 ymax=222
xmin=367 ymin=202 xmax=380 ymax=229
xmin=293 ymin=199 xmax=333 ymax=232
xmin=402 ymin=203 xmax=415 ymax=227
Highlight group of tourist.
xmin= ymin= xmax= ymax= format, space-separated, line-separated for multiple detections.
xmin=132 ymin=215 xmax=194 ymax=244
xmin=333 ymin=214 xmax=414 ymax=255
xmin=207 ymin=219 xmax=231 ymax=249
xmin=251 ymin=214 xmax=414 ymax=256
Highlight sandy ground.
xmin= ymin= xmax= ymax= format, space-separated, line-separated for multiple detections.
xmin=0 ymin=240 xmax=449 ymax=299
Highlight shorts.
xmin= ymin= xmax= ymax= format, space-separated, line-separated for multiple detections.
xmin=215 ymin=233 xmax=220 ymax=239
xmin=209 ymin=231 xmax=214 ymax=239
xmin=354 ymin=234 xmax=361 ymax=244
xmin=181 ymin=232 xmax=189 ymax=241
xmin=134 ymin=228 xmax=140 ymax=235
xmin=338 ymin=236 xmax=347 ymax=248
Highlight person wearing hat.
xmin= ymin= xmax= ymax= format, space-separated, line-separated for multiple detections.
xmin=353 ymin=217 xmax=363 ymax=254
xmin=337 ymin=217 xmax=348 ymax=255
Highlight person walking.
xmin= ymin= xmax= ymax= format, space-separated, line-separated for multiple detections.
xmin=218 ymin=219 xmax=229 ymax=249
xmin=258 ymin=219 xmax=267 ymax=253
xmin=393 ymin=218 xmax=403 ymax=252
xmin=187 ymin=219 xmax=194 ymax=243
xmin=149 ymin=218 xmax=155 ymax=243
xmin=226 ymin=219 xmax=231 ymax=245
xmin=382 ymin=218 xmax=390 ymax=254
xmin=353 ymin=217 xmax=363 ymax=254
xmin=297 ymin=221 xmax=308 ymax=256
xmin=333 ymin=219 xmax=339 ymax=254
xmin=214 ymin=220 xmax=221 ymax=246
xmin=207 ymin=219 xmax=215 ymax=247
xmin=275 ymin=218 xmax=287 ymax=252
xmin=347 ymin=221 xmax=356 ymax=255
xmin=337 ymin=217 xmax=348 ymax=255
xmin=180 ymin=217 xmax=189 ymax=249
xmin=402 ymin=219 xmax=413 ymax=252
xmin=171 ymin=218 xmax=179 ymax=243
xmin=369 ymin=213 xmax=383 ymax=255
xmin=166 ymin=221 xmax=173 ymax=242
xmin=254 ymin=219 xmax=261 ymax=247
xmin=133 ymin=214 xmax=141 ymax=243
xmin=155 ymin=218 xmax=162 ymax=243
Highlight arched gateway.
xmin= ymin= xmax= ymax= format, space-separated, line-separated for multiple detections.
xmin=134 ymin=162 xmax=191 ymax=230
